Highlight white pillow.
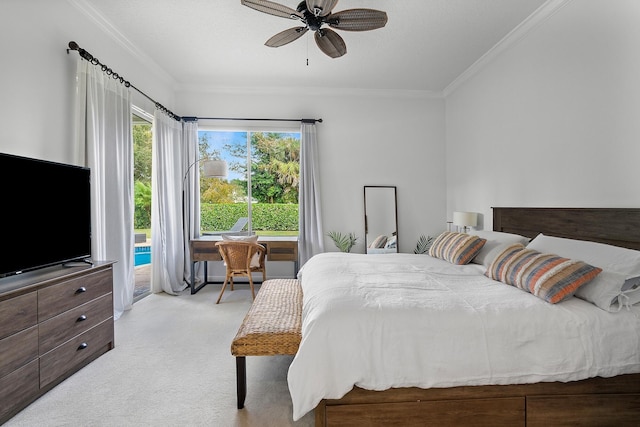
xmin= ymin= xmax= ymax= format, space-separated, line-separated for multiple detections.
xmin=369 ymin=235 xmax=388 ymax=249
xmin=526 ymin=234 xmax=640 ymax=311
xmin=620 ymin=276 xmax=640 ymax=308
xmin=623 ymin=275 xmax=640 ymax=291
xmin=576 ymin=272 xmax=640 ymax=312
xmin=221 ymin=234 xmax=261 ymax=268
xmin=470 ymin=230 xmax=530 ymax=266
xmin=526 ymin=233 xmax=640 ymax=277
xmin=621 ymin=288 xmax=640 ymax=307
xmin=384 ymin=235 xmax=397 ymax=249
xmin=574 ymin=270 xmax=628 ymax=312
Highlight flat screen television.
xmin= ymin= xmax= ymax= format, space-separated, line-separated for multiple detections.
xmin=0 ymin=152 xmax=92 ymax=278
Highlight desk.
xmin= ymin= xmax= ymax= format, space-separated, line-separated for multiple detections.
xmin=189 ymin=236 xmax=298 ymax=294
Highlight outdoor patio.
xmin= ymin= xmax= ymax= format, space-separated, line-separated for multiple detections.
xmin=134 ymin=264 xmax=150 ymax=301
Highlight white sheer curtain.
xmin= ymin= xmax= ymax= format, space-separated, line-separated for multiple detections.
xmin=182 ymin=120 xmax=203 ymax=286
xmin=74 ymin=60 xmax=134 ymax=320
xmin=150 ymin=112 xmax=189 ymax=295
xmin=298 ymin=122 xmax=324 ymax=266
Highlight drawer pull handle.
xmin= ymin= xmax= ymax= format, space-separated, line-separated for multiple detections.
xmin=78 ymin=342 xmax=88 ymax=350
xmin=75 ymin=287 xmax=87 ymax=294
xmin=77 ymin=314 xmax=87 ymax=322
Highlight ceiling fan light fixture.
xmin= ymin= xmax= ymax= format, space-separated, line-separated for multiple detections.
xmin=306 ymin=0 xmax=339 ymax=17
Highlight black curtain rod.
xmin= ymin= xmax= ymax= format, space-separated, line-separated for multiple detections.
xmin=67 ymin=41 xmax=323 ymax=126
xmin=183 ymin=117 xmax=323 ymax=124
xmin=67 ymin=41 xmax=182 ymax=121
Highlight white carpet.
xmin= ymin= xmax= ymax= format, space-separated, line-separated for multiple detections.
xmin=5 ymin=284 xmax=315 ymax=427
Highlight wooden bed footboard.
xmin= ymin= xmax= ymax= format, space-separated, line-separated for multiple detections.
xmin=315 ymin=373 xmax=640 ymax=426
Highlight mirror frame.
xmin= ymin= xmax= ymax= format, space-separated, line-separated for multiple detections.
xmin=364 ymin=186 xmax=399 ymax=253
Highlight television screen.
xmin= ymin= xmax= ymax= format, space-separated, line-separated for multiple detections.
xmin=0 ymin=153 xmax=92 ymax=277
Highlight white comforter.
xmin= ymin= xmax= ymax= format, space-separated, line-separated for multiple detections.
xmin=287 ymin=252 xmax=640 ymax=420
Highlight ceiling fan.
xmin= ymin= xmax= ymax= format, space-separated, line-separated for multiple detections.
xmin=241 ymin=0 xmax=388 ymax=58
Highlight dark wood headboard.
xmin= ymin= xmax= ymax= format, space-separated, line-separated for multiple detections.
xmin=492 ymin=207 xmax=640 ymax=251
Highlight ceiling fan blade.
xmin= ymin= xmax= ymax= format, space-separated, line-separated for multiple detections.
xmin=327 ymin=9 xmax=388 ymax=31
xmin=265 ymin=27 xmax=309 ymax=47
xmin=305 ymin=0 xmax=339 ymax=17
xmin=241 ymin=0 xmax=303 ymax=19
xmin=314 ymin=28 xmax=346 ymax=58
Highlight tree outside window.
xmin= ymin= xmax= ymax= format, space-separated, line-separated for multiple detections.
xmin=198 ymin=130 xmax=299 ymax=236
xmin=133 ymin=117 xmax=152 ymax=235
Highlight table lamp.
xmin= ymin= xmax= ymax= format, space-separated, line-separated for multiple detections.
xmin=453 ymin=211 xmax=477 ymax=233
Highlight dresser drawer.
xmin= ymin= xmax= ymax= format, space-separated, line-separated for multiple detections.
xmin=40 ymin=319 xmax=114 ymax=388
xmin=0 ymin=360 xmax=39 ymax=422
xmin=0 ymin=292 xmax=37 ymax=340
xmin=38 ymin=269 xmax=112 ymax=321
xmin=0 ymin=325 xmax=38 ymax=379
xmin=39 ymin=293 xmax=113 ymax=355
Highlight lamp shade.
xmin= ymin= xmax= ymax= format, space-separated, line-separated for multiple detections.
xmin=201 ymin=159 xmax=227 ymax=178
xmin=453 ymin=211 xmax=477 ymax=227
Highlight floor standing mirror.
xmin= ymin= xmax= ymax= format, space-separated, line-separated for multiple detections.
xmin=364 ymin=186 xmax=398 ymax=253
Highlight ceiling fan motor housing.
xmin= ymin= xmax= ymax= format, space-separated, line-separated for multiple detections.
xmin=297 ymin=1 xmax=324 ymax=31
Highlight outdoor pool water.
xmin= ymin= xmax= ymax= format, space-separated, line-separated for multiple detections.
xmin=135 ymin=246 xmax=151 ymax=266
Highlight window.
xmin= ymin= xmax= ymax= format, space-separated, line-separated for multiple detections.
xmin=133 ymin=111 xmax=153 ymax=238
xmin=132 ymin=107 xmax=153 ymax=301
xmin=197 ymin=130 xmax=300 ymax=237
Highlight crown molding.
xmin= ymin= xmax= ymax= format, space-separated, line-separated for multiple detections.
xmin=175 ymin=83 xmax=443 ymax=100
xmin=443 ymin=0 xmax=573 ymax=98
xmin=67 ymin=0 xmax=442 ymax=101
xmin=66 ymin=0 xmax=176 ymax=86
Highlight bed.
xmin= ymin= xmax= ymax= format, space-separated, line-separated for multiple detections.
xmin=289 ymin=207 xmax=640 ymax=426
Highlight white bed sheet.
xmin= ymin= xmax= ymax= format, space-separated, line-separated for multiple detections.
xmin=287 ymin=252 xmax=640 ymax=420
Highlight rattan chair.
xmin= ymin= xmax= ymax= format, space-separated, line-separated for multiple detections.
xmin=215 ymin=240 xmax=266 ymax=304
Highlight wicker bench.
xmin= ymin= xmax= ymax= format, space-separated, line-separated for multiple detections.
xmin=231 ymin=278 xmax=302 ymax=409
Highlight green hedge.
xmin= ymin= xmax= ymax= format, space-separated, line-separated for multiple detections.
xmin=200 ymin=203 xmax=298 ymax=232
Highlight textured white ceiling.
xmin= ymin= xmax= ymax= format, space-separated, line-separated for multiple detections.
xmin=76 ymin=0 xmax=549 ymax=93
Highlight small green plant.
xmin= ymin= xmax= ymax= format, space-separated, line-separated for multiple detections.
xmin=327 ymin=231 xmax=358 ymax=253
xmin=414 ymin=235 xmax=434 ymax=254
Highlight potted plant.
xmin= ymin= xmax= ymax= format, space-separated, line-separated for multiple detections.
xmin=327 ymin=231 xmax=358 ymax=253
xmin=414 ymin=235 xmax=434 ymax=254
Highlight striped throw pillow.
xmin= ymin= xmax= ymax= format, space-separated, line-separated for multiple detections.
xmin=428 ymin=232 xmax=487 ymax=265
xmin=486 ymin=245 xmax=602 ymax=304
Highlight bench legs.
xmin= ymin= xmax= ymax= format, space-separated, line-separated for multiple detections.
xmin=236 ymin=356 xmax=246 ymax=409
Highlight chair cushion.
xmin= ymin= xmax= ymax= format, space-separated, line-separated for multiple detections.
xmin=221 ymin=235 xmax=261 ymax=268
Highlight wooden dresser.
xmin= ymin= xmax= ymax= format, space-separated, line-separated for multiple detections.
xmin=0 ymin=262 xmax=115 ymax=424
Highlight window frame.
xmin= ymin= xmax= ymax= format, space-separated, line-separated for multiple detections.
xmin=197 ymin=125 xmax=301 ymax=237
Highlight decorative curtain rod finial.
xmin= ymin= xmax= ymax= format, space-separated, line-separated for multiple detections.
xmin=67 ymin=41 xmax=94 ymax=62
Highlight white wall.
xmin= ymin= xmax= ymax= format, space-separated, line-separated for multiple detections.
xmin=0 ymin=0 xmax=174 ymax=166
xmin=0 ymin=0 xmax=447 ymax=255
xmin=8 ymin=0 xmax=636 ymax=255
xmin=176 ymin=89 xmax=446 ymax=254
xmin=445 ymin=0 xmax=640 ymax=230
